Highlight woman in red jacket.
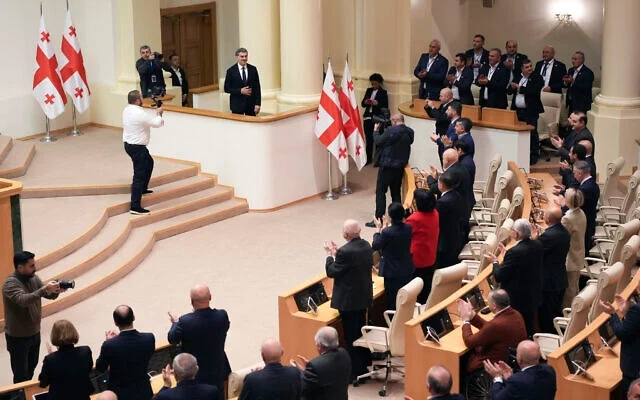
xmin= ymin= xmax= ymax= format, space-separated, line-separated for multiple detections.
xmin=406 ymin=188 xmax=439 ymax=303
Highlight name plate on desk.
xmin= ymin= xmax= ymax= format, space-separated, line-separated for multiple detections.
xmin=565 ymin=339 xmax=596 ymax=379
xmin=293 ymin=281 xmax=329 ymax=313
xmin=420 ymin=309 xmax=455 ymax=339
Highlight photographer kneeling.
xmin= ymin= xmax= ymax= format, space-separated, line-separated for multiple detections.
xmin=365 ymin=114 xmax=414 ymax=228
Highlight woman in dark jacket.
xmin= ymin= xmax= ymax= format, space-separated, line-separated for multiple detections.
xmin=39 ymin=320 xmax=94 ymax=400
xmin=361 ymin=73 xmax=389 ymax=164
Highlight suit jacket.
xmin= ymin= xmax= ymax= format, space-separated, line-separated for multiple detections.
xmin=610 ymin=304 xmax=640 ymax=378
xmin=325 ymin=238 xmax=374 ymax=311
xmin=561 ymin=208 xmax=587 ymax=272
xmin=578 ymin=177 xmax=600 ymax=251
xmin=136 ymin=57 xmax=166 ymax=98
xmin=429 ymin=394 xmax=465 ymax=400
xmin=494 ymin=239 xmax=544 ymax=311
xmin=434 ymin=190 xmax=465 ymax=257
xmin=538 ymin=223 xmax=570 ymax=291
xmin=457 ymin=132 xmax=476 ymax=158
xmin=462 ymin=307 xmax=528 ymax=371
xmin=301 ymin=348 xmax=351 ymax=400
xmin=163 ymin=65 xmax=189 ymax=97
xmin=465 ymin=48 xmax=490 ymax=75
xmin=433 ymin=118 xmax=459 ymax=165
xmin=361 ymin=87 xmax=389 ymax=118
xmin=566 ymin=64 xmax=594 ymax=112
xmin=373 ymin=124 xmax=414 ymax=168
xmin=414 ymin=53 xmax=449 ymax=100
xmin=239 ymin=363 xmax=302 ymax=400
xmin=446 ymin=66 xmax=474 ymax=105
xmin=459 ymin=153 xmax=476 ymax=192
xmin=429 ymin=162 xmax=474 ymax=218
xmin=224 ymin=63 xmax=261 ymax=115
xmin=491 ymin=364 xmax=557 ymax=400
xmin=501 ymin=52 xmax=529 ymax=82
xmin=510 ymin=73 xmax=545 ymax=115
xmin=586 ymin=155 xmax=597 ymax=179
xmin=155 ymin=380 xmax=220 ymax=400
xmin=39 ymin=345 xmax=93 ymax=400
xmin=372 ymin=222 xmax=414 ymax=278
xmin=95 ymin=330 xmax=155 ymax=400
xmin=534 ymin=59 xmax=567 ymax=93
xmin=557 ymin=127 xmax=595 ymax=160
xmin=168 ymin=307 xmax=231 ymax=387
xmin=477 ymin=63 xmax=510 ymax=109
xmin=425 ymin=101 xmax=453 ymax=136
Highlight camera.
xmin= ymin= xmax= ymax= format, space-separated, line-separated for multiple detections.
xmin=55 ymin=279 xmax=75 ymax=290
xmin=151 ymin=92 xmax=165 ymax=108
xmin=372 ymin=108 xmax=392 ymax=130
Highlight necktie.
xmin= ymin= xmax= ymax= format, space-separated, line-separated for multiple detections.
xmin=541 ymin=62 xmax=549 ymax=77
xmin=241 ymin=67 xmax=247 ymax=83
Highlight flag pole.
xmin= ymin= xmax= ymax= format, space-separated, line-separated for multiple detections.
xmin=68 ymin=103 xmax=83 ymax=136
xmin=339 ymin=52 xmax=353 ymax=195
xmin=40 ymin=116 xmax=57 ymax=142
xmin=322 ymin=151 xmax=339 ymax=200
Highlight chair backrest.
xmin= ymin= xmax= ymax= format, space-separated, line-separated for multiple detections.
xmin=620 ymin=170 xmax=640 ymax=220
xmin=537 ymin=92 xmax=562 ymax=138
xmin=564 ymin=281 xmax=598 ymax=342
xmin=492 ymin=170 xmax=515 ymax=213
xmin=507 ymin=186 xmax=524 ymax=220
xmin=630 ymin=206 xmax=640 ymax=221
xmin=589 ymin=261 xmax=625 ymax=322
xmin=600 ymin=157 xmax=626 ymax=207
xmin=482 ymin=154 xmax=503 ymax=199
xmin=608 ymin=219 xmax=640 ymax=264
xmin=498 ymin=218 xmax=514 ymax=245
xmin=493 ymin=198 xmax=511 ymax=225
xmin=477 ymin=234 xmax=499 ymax=275
xmin=617 ymin=234 xmax=640 ymax=292
xmin=425 ymin=262 xmax=469 ymax=310
xmin=388 ymin=277 xmax=424 ymax=355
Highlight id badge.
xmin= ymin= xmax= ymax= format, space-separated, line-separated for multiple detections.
xmin=151 ymin=75 xmax=157 ymax=83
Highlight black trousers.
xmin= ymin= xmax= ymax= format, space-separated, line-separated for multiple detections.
xmin=124 ymin=143 xmax=154 ymax=209
xmin=363 ymin=119 xmax=375 ymax=164
xmin=6 ymin=332 xmax=40 ymax=383
xmin=436 ymin=250 xmax=459 ymax=270
xmin=515 ymin=108 xmax=540 ymax=164
xmin=375 ymin=166 xmax=404 ymax=219
xmin=538 ymin=290 xmax=565 ymax=334
xmin=414 ymin=267 xmax=436 ymax=304
xmin=515 ymin=304 xmax=536 ymax=338
xmin=340 ymin=309 xmax=371 ymax=378
xmin=384 ymin=275 xmax=413 ymax=311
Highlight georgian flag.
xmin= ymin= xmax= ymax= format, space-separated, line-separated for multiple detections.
xmin=59 ymin=10 xmax=90 ymax=113
xmin=33 ymin=15 xmax=67 ymax=119
xmin=339 ymin=60 xmax=367 ymax=170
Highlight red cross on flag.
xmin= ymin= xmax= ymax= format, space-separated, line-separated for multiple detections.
xmin=315 ymin=60 xmax=349 ymax=175
xmin=339 ymin=60 xmax=367 ymax=170
xmin=33 ymin=15 xmax=67 ymax=119
xmin=60 ymin=10 xmax=90 ymax=113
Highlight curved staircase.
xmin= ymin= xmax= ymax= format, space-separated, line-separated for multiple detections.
xmin=0 ymin=135 xmax=35 ymax=178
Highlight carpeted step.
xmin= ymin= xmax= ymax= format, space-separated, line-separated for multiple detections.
xmin=0 ymin=140 xmax=35 ymax=178
xmin=0 ymin=136 xmax=13 ymax=164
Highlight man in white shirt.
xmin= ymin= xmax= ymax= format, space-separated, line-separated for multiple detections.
xmin=122 ymin=90 xmax=164 ymax=215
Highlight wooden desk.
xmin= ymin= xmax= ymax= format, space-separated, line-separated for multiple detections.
xmin=278 ymin=273 xmax=385 ymax=364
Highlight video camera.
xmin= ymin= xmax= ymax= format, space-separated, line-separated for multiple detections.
xmin=151 ymin=91 xmax=165 ymax=108
xmin=371 ymin=108 xmax=391 ymax=130
xmin=54 ymin=279 xmax=75 ymax=290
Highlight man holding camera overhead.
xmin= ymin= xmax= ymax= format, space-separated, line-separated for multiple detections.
xmin=2 ymin=251 xmax=67 ymax=383
xmin=136 ymin=45 xmax=166 ymax=99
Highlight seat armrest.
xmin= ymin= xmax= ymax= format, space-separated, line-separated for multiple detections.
xmin=383 ymin=310 xmax=396 ymax=328
xmin=358 ymin=326 xmax=390 ymax=352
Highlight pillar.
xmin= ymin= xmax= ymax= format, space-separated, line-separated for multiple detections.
xmin=589 ymin=0 xmax=640 ymax=175
xmin=277 ymin=0 xmax=323 ymax=105
xmin=238 ymin=0 xmax=280 ymax=100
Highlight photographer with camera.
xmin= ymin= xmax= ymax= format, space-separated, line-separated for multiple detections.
xmin=136 ymin=45 xmax=166 ymax=99
xmin=365 ymin=114 xmax=414 ymax=228
xmin=2 ymin=251 xmax=68 ymax=383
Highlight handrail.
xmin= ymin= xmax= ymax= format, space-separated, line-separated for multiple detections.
xmin=143 ymin=102 xmax=318 ymax=123
xmin=0 ymin=178 xmax=22 ymax=197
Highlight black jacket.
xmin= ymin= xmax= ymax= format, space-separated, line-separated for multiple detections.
xmin=435 ymin=190 xmax=465 ymax=256
xmin=224 ymin=63 xmax=261 ymax=115
xmin=168 ymin=308 xmax=232 ymax=387
xmin=566 ymin=64 xmax=594 ymax=112
xmin=361 ymin=87 xmax=388 ymax=118
xmin=477 ymin=63 xmax=510 ymax=109
xmin=465 ymin=48 xmax=490 ymax=72
xmin=494 ymin=239 xmax=544 ymax=310
xmin=446 ymin=66 xmax=474 ymax=105
xmin=578 ymin=177 xmax=600 ymax=250
xmin=301 ymin=348 xmax=351 ymax=400
xmin=372 ymin=222 xmax=414 ymax=278
xmin=373 ymin=124 xmax=414 ymax=168
xmin=501 ymin=52 xmax=529 ymax=82
xmin=557 ymin=127 xmax=595 ymax=160
xmin=155 ymin=380 xmax=220 ymax=400
xmin=163 ymin=65 xmax=189 ymax=97
xmin=491 ymin=364 xmax=556 ymax=400
xmin=39 ymin=345 xmax=93 ymax=400
xmin=414 ymin=53 xmax=449 ymax=100
xmin=510 ymin=73 xmax=545 ymax=115
xmin=325 ymin=238 xmax=373 ymax=311
xmin=610 ymin=304 xmax=640 ymax=378
xmin=136 ymin=57 xmax=166 ymax=98
xmin=239 ymin=363 xmax=301 ymax=400
xmin=428 ymin=162 xmax=474 ymax=219
xmin=538 ymin=223 xmax=570 ymax=291
xmin=95 ymin=330 xmax=156 ymax=400
xmin=534 ymin=59 xmax=567 ymax=93
xmin=425 ymin=101 xmax=453 ymax=136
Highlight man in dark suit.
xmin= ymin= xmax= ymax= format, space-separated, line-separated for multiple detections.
xmin=156 ymin=353 xmax=219 ymax=400
xmin=458 ymin=289 xmax=528 ymax=372
xmin=426 ymin=92 xmax=459 ymax=166
xmin=535 ymin=207 xmax=570 ymax=334
xmin=601 ymin=286 xmax=640 ymax=398
xmin=292 ymin=327 xmax=351 ymax=400
xmin=433 ymin=173 xmax=466 ymax=268
xmin=453 ymin=117 xmax=475 ymax=159
xmin=563 ymin=51 xmax=594 ymax=113
xmin=486 ymin=219 xmax=544 ymax=337
xmin=163 ymin=53 xmax=189 ymax=106
xmin=446 ymin=53 xmax=474 ymax=105
xmin=324 ymin=219 xmax=373 ymax=381
xmin=534 ymin=45 xmax=567 ymax=94
xmin=223 ymin=47 xmax=261 ymax=115
xmin=552 ymin=112 xmax=595 ymax=160
xmin=239 ymin=339 xmax=301 ymax=400
xmin=455 ymin=140 xmax=476 ymax=193
xmin=136 ymin=45 xmax=166 ymax=98
xmin=168 ymin=284 xmax=231 ymax=399
xmin=428 ymin=149 xmax=474 ymax=225
xmin=96 ymin=305 xmax=156 ymax=400
xmin=484 ymin=340 xmax=556 ymax=400
xmin=405 ymin=365 xmax=465 ymax=400
xmin=465 ymin=34 xmax=490 ymax=82
xmin=476 ymin=48 xmax=510 ymax=109
xmin=502 ymin=40 xmax=528 ymax=83
xmin=509 ymin=59 xmax=544 ymax=164
xmin=414 ymin=39 xmax=449 ymax=100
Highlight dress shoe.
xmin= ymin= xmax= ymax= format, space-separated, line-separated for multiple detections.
xmin=143 ymin=189 xmax=154 ymax=195
xmin=365 ymin=220 xmax=377 ymax=228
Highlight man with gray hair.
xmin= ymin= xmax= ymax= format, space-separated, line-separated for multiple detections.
xmin=405 ymin=365 xmax=465 ymax=399
xmin=414 ymin=39 xmax=449 ymax=100
xmin=324 ymin=219 xmax=373 ymax=383
xmin=156 ymin=353 xmax=219 ymax=400
xmin=224 ymin=47 xmax=261 ymax=115
xmin=628 ymin=378 xmax=640 ymax=400
xmin=291 ymin=327 xmax=351 ymax=400
xmin=135 ymin=45 xmax=166 ymax=98
xmin=485 ymin=219 xmax=544 ymax=336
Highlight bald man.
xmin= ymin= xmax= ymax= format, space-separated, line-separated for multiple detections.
xmin=96 ymin=305 xmax=155 ymax=400
xmin=534 ymin=46 xmax=567 ymax=93
xmin=97 ymin=391 xmax=118 ymax=400
xmin=324 ymin=219 xmax=374 ymax=382
xmin=240 ymin=339 xmax=301 ymax=400
xmin=406 ymin=365 xmax=465 ymax=400
xmin=578 ymin=139 xmax=597 ymax=179
xmin=501 ymin=40 xmax=528 ymax=83
xmin=414 ymin=39 xmax=449 ymax=100
xmin=168 ymin=285 xmax=230 ymax=399
xmin=484 ymin=340 xmax=556 ymax=400
xmin=535 ymin=206 xmax=571 ymax=333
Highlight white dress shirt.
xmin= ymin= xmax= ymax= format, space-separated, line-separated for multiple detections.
xmin=171 ymin=66 xmax=183 ymax=85
xmin=237 ymin=63 xmax=248 ymax=80
xmin=514 ymin=76 xmax=529 ymax=109
xmin=541 ymin=59 xmax=554 ymax=88
xmin=122 ymin=104 xmax=164 ymax=146
xmin=484 ymin=64 xmax=498 ymax=100
xmin=452 ymin=68 xmax=464 ymax=100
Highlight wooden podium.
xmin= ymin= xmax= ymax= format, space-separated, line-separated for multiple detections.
xmin=0 ymin=178 xmax=23 ymax=322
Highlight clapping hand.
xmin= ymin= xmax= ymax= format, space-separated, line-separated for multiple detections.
xmin=168 ymin=311 xmax=178 ymax=324
xmin=599 ymin=300 xmax=616 ymax=315
xmin=105 ymin=330 xmax=118 ymax=340
xmin=554 ymin=194 xmax=566 ymax=207
xmin=510 ymin=82 xmax=519 ymax=90
xmin=428 ymin=165 xmax=440 ymax=179
xmin=559 ymin=160 xmax=571 ymax=170
xmin=162 ymin=363 xmax=173 ymax=388
xmin=323 ymin=240 xmax=338 ymax=257
xmin=441 ymin=136 xmax=452 ymax=147
xmin=483 ymin=359 xmax=513 ymax=380
xmin=430 ymin=133 xmax=439 ymax=143
xmin=457 ymin=298 xmax=475 ymax=321
xmin=614 ymin=294 xmax=631 ymax=316
xmin=550 ymin=136 xmax=563 ymax=149
xmin=291 ymin=354 xmax=309 ymax=370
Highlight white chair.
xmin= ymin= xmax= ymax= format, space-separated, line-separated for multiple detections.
xmin=506 ymin=186 xmax=524 ymax=220
xmin=598 ymin=156 xmax=626 ymax=208
xmin=537 ymin=92 xmax=562 ymax=160
xmin=474 ymin=154 xmax=502 ymax=205
xmin=588 ymin=261 xmax=625 ymax=323
xmin=424 ymin=262 xmax=469 ymax=310
xmin=461 ymin=233 xmax=498 ymax=280
xmin=597 ymin=170 xmax=640 ymax=231
xmin=616 ymin=235 xmax=640 ymax=293
xmin=585 ymin=219 xmax=640 ymax=278
xmin=468 ymin=199 xmax=510 ymax=242
xmin=473 ymin=169 xmax=514 ymax=215
xmin=353 ymin=277 xmax=423 ymax=397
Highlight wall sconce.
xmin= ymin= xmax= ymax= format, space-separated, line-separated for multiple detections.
xmin=555 ymin=13 xmax=573 ymax=24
